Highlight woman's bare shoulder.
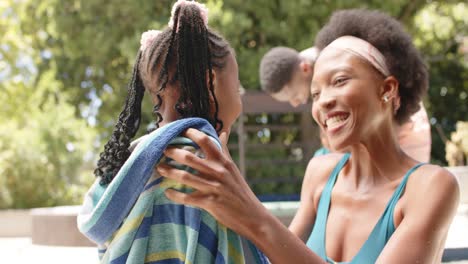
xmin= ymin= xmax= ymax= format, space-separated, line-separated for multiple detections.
xmin=303 ymin=153 xmax=348 ymax=192
xmin=405 ymin=164 xmax=460 ymax=219
xmin=407 ymin=164 xmax=459 ymax=195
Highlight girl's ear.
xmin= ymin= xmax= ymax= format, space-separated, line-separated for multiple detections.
xmin=206 ymin=69 xmax=217 ymax=89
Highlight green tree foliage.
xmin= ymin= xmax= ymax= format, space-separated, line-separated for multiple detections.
xmin=413 ymin=2 xmax=468 ymax=164
xmin=14 ymin=0 xmax=175 ymax=136
xmin=0 ymin=70 xmax=97 ymax=208
xmin=0 ymin=1 xmax=97 ymax=208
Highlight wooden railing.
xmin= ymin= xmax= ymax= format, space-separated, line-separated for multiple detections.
xmin=231 ymin=91 xmax=322 ymax=199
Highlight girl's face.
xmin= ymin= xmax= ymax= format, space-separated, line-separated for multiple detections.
xmin=212 ymin=52 xmax=242 ymax=133
xmin=310 ymin=48 xmax=388 ymax=152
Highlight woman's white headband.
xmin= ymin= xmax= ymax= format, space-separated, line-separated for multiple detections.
xmin=322 ymin=35 xmax=390 ymax=77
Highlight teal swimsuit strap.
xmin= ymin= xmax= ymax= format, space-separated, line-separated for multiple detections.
xmin=386 ymin=162 xmax=427 ymax=232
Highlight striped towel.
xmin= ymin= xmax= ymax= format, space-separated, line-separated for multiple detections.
xmin=77 ymin=118 xmax=268 ymax=264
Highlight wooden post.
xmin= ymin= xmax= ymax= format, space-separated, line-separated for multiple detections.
xmin=237 ymin=113 xmax=246 ymax=177
xmin=300 ymin=112 xmax=320 ymax=159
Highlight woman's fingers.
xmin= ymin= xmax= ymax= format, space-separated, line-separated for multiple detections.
xmin=163 ymin=128 xmax=235 ymax=180
xmin=163 ymin=147 xmax=213 ymax=174
xmin=157 ymin=164 xmax=220 ymax=191
xmin=164 ymin=189 xmax=193 ymax=205
xmin=182 ymin=128 xmax=225 ymax=160
xmin=164 ymin=189 xmax=213 ymax=209
xmin=164 ymin=189 xmax=201 ymax=207
xmin=163 ymin=148 xmax=227 ymax=181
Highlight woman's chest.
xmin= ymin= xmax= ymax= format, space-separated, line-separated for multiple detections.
xmin=324 ymin=186 xmax=403 ymax=262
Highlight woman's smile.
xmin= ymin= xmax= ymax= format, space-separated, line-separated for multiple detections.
xmin=323 ymin=111 xmax=350 ymax=134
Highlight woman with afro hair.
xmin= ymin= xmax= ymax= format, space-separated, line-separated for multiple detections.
xmin=157 ymin=9 xmax=459 ymax=263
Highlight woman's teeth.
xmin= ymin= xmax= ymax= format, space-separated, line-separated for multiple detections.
xmin=326 ymin=115 xmax=348 ymax=129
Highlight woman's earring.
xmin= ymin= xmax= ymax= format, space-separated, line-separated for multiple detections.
xmin=382 ymin=95 xmax=389 ymax=103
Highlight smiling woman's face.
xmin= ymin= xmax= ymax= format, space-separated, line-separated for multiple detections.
xmin=310 ymin=48 xmax=388 ymax=151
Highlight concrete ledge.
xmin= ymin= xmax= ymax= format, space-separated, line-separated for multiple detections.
xmin=443 ymin=248 xmax=468 ymax=262
xmin=447 ymin=166 xmax=468 ymax=204
xmin=30 ymin=206 xmax=93 ymax=247
xmin=0 ymin=209 xmax=31 ymax=237
xmin=263 ymin=201 xmax=298 ymax=226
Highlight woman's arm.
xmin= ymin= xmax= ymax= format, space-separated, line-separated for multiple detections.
xmin=288 ymin=153 xmax=339 ymax=242
xmin=157 ymin=128 xmax=326 ymax=264
xmin=376 ymin=165 xmax=459 ymax=263
xmin=288 ymin=168 xmax=318 ymax=242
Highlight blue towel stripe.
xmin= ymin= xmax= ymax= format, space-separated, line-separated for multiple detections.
xmin=215 ymin=253 xmax=226 ymax=264
xmin=198 ymin=221 xmax=225 ymax=262
xmin=144 ymin=177 xmax=165 ymax=191
xmin=146 ymin=259 xmax=185 ymax=264
xmin=109 ymin=252 xmax=129 ymax=264
xmin=135 ymin=205 xmax=201 ymax=240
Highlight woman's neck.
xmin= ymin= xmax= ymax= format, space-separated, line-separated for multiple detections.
xmin=345 ymin=120 xmax=417 ymax=191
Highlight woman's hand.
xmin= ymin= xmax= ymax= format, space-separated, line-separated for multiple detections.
xmin=157 ymin=128 xmax=327 ymax=264
xmin=156 ymin=128 xmax=267 ymax=238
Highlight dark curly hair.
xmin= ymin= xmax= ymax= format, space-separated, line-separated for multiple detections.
xmin=259 ymin=47 xmax=301 ymax=93
xmin=314 ymin=9 xmax=428 ymax=124
xmin=95 ymin=2 xmax=231 ymax=185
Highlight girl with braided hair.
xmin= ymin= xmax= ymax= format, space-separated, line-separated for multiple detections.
xmin=94 ymin=0 xmax=238 ymax=185
xmin=157 ymin=9 xmax=460 ymax=264
xmin=78 ymin=1 xmax=268 ymax=263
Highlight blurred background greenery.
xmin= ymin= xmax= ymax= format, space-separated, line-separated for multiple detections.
xmin=0 ymin=0 xmax=466 ymax=208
